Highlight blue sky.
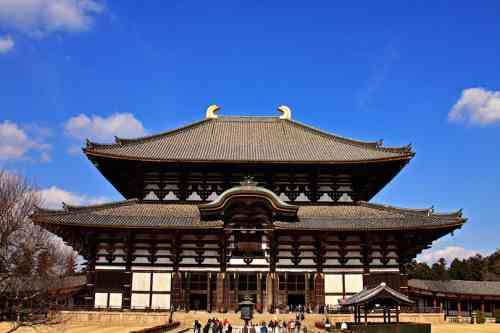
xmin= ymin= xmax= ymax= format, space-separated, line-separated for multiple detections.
xmin=1 ymin=1 xmax=499 ymax=263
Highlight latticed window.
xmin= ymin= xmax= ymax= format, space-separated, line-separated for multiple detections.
xmin=287 ymin=274 xmax=305 ymax=291
xmin=279 ymin=274 xmax=287 ymax=290
xmin=190 ymin=273 xmax=208 ymax=290
xmin=238 ymin=273 xmax=257 ymax=291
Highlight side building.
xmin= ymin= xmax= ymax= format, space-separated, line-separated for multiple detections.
xmin=32 ymin=106 xmax=466 ymax=312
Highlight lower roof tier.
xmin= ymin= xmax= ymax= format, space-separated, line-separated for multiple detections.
xmin=32 ymin=199 xmax=465 ymax=232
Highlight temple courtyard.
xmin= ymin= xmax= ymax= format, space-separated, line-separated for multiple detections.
xmin=1 ymin=323 xmax=500 ymax=333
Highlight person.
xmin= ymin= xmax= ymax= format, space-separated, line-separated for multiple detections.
xmin=340 ymin=322 xmax=348 ymax=330
xmin=268 ymin=320 xmax=275 ymax=333
xmin=300 ymin=312 xmax=304 ymax=321
xmin=260 ymin=322 xmax=268 ymax=333
xmin=227 ymin=323 xmax=232 ymax=333
xmin=295 ymin=320 xmax=300 ymax=333
xmin=250 ymin=324 xmax=256 ymax=333
xmin=324 ymin=318 xmax=331 ymax=330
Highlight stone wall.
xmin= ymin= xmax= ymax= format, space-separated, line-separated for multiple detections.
xmin=51 ymin=311 xmax=445 ymax=327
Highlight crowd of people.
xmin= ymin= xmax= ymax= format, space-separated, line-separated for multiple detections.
xmin=193 ymin=313 xmax=309 ymax=333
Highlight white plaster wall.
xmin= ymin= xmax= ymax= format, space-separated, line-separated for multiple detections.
xmin=324 ymin=274 xmax=343 ymax=293
xmin=132 ymin=272 xmax=151 ymax=292
xmin=345 ymin=274 xmax=363 ymax=293
xmin=152 ymin=273 xmax=171 ymax=292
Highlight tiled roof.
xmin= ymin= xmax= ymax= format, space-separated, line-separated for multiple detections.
xmin=84 ymin=117 xmax=413 ymax=163
xmin=33 ymin=199 xmax=223 ymax=229
xmin=275 ymin=202 xmax=465 ymax=231
xmin=408 ymin=279 xmax=500 ymax=297
xmin=344 ymin=282 xmax=414 ymax=306
xmin=33 ymin=199 xmax=464 ymax=231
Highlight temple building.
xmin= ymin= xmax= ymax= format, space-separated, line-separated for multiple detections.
xmin=33 ymin=105 xmax=466 ymax=312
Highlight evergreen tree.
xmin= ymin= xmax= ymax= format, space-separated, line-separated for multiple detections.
xmin=431 ymin=258 xmax=449 ymax=280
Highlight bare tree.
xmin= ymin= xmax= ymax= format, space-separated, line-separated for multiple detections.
xmin=0 ymin=170 xmax=78 ymax=331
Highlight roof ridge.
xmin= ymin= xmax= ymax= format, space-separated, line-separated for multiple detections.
xmin=35 ymin=198 xmax=140 ymax=215
xmin=286 ymin=119 xmax=414 ymax=154
xmin=85 ymin=118 xmax=213 ymax=149
xmin=359 ymin=201 xmax=463 ymax=219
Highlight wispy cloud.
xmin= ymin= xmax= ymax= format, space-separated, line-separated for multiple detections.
xmin=0 ymin=120 xmax=51 ymax=162
xmin=448 ymin=87 xmax=500 ymax=125
xmin=64 ymin=112 xmax=147 ymax=144
xmin=37 ymin=186 xmax=109 ymax=209
xmin=0 ymin=35 xmax=14 ymax=54
xmin=0 ymin=0 xmax=105 ymax=37
xmin=418 ymin=246 xmax=481 ymax=264
xmin=357 ymin=43 xmax=400 ymax=111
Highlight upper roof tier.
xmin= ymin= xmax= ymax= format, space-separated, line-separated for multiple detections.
xmin=84 ymin=107 xmax=414 ymax=164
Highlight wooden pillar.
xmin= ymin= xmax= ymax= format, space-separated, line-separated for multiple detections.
xmin=388 ymin=308 xmax=391 ymax=323
xmin=170 ymin=272 xmax=182 ymax=309
xmin=481 ymin=299 xmax=485 ymax=313
xmin=207 ymin=273 xmax=212 ymax=312
xmin=396 ymin=306 xmax=400 ymax=323
xmin=364 ymin=306 xmax=368 ymax=325
xmin=433 ymin=297 xmax=437 ymax=308
xmin=256 ymin=272 xmax=262 ymax=311
xmin=123 ymin=232 xmax=134 ymax=310
xmin=234 ymin=273 xmax=239 ymax=307
xmin=314 ymin=272 xmax=325 ymax=312
xmin=266 ymin=272 xmax=274 ymax=312
xmin=84 ymin=232 xmax=97 ymax=307
xmin=383 ymin=308 xmax=386 ymax=323
xmin=457 ymin=300 xmax=462 ymax=319
xmin=215 ymin=273 xmax=225 ymax=312
xmin=304 ymin=273 xmax=310 ymax=308
xmin=185 ymin=273 xmax=191 ymax=311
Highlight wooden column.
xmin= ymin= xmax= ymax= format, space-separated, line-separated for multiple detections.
xmin=256 ymin=272 xmax=262 ymax=311
xmin=457 ymin=300 xmax=462 ymax=319
xmin=83 ymin=232 xmax=96 ymax=307
xmin=171 ymin=272 xmax=184 ymax=310
xmin=480 ymin=299 xmax=485 ymax=313
xmin=215 ymin=273 xmax=225 ymax=312
xmin=185 ymin=273 xmax=191 ymax=311
xmin=314 ymin=272 xmax=325 ymax=312
xmin=207 ymin=273 xmax=212 ymax=312
xmin=122 ymin=232 xmax=134 ymax=309
xmin=266 ymin=272 xmax=275 ymax=312
xmin=304 ymin=273 xmax=310 ymax=308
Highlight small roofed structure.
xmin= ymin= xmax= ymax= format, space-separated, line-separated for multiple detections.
xmin=344 ymin=282 xmax=414 ymax=324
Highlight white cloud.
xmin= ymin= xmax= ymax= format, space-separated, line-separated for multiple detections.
xmin=0 ymin=0 xmax=104 ymax=36
xmin=0 ymin=120 xmax=51 ymax=161
xmin=37 ymin=186 xmax=109 ymax=209
xmin=0 ymin=35 xmax=14 ymax=53
xmin=418 ymin=246 xmax=480 ymax=264
xmin=448 ymin=87 xmax=500 ymax=125
xmin=64 ymin=113 xmax=147 ymax=142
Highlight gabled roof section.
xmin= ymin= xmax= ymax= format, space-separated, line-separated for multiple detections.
xmin=344 ymin=282 xmax=414 ymax=306
xmin=275 ymin=201 xmax=466 ymax=231
xmin=32 ymin=199 xmax=223 ymax=229
xmin=84 ymin=116 xmax=414 ymax=164
xmin=198 ymin=180 xmax=299 ymax=220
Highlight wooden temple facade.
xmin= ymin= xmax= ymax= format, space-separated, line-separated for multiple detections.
xmin=33 ymin=105 xmax=466 ymax=312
